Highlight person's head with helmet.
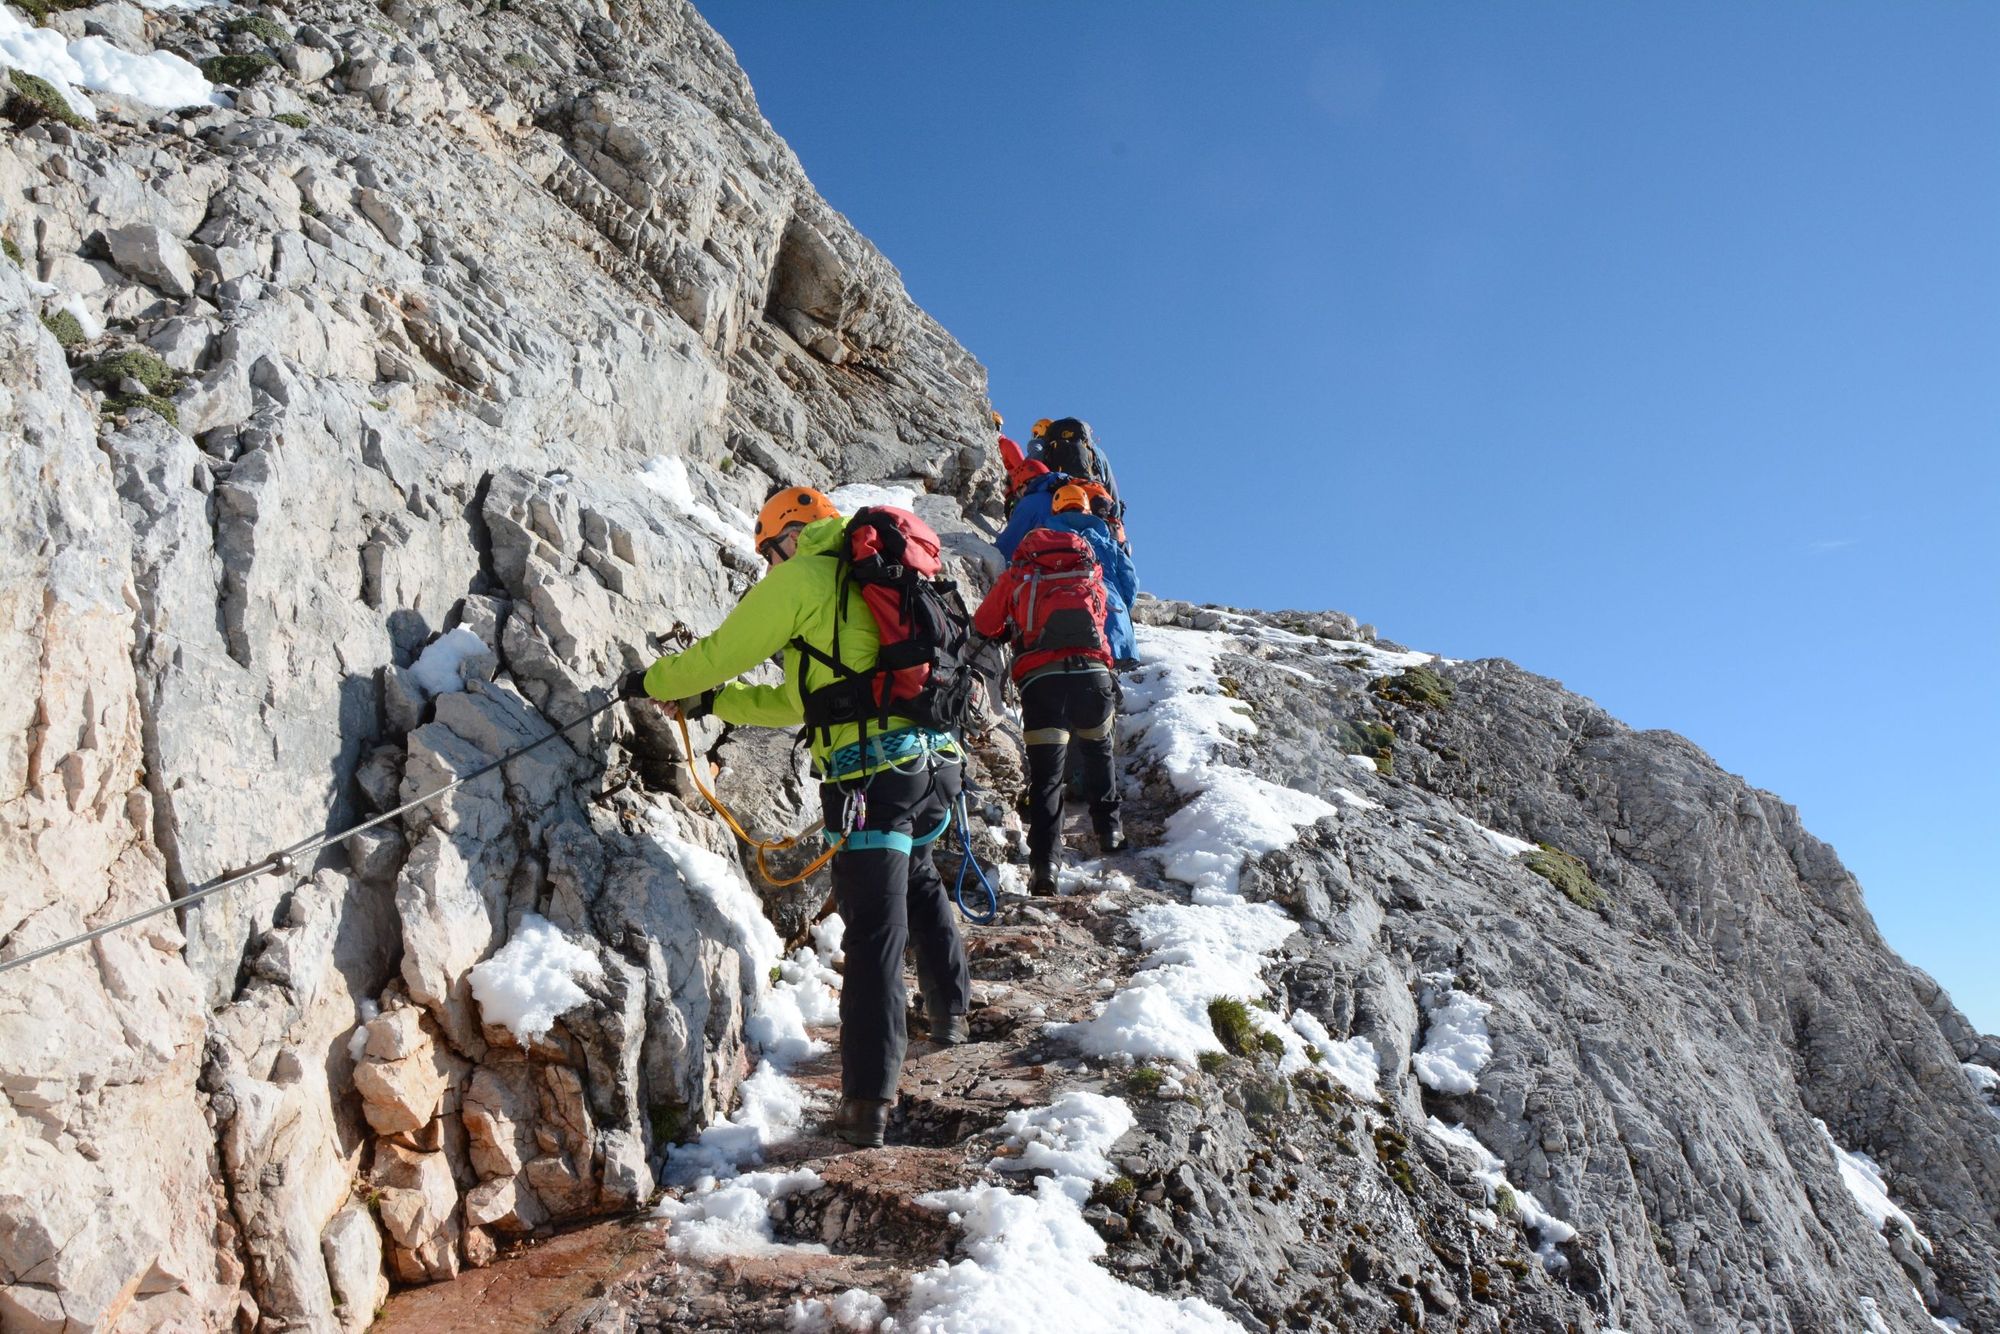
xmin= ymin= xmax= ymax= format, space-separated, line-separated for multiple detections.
xmin=753 ymin=485 xmax=839 ymax=566
xmin=1006 ymin=457 xmax=1051 ymax=504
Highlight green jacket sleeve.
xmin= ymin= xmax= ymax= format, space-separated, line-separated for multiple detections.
xmin=642 ymin=565 xmax=806 ymax=710
xmin=713 ymin=676 xmax=804 ymax=728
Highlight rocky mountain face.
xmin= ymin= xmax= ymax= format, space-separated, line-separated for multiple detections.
xmin=0 ymin=1 xmax=1994 ymax=1331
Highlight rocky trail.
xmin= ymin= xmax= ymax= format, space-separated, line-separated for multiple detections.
xmin=4 ymin=0 xmax=1998 ymax=1326
xmin=370 ymin=803 xmax=1183 ymax=1332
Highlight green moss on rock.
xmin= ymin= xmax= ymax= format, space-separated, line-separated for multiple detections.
xmin=226 ymin=14 xmax=292 ymax=44
xmin=1331 ymin=718 xmax=1396 ymax=776
xmin=2 ymin=236 xmax=21 ymax=265
xmin=1370 ymin=664 xmax=1455 ymax=711
xmin=200 ymin=53 xmax=278 ymax=86
xmin=84 ymin=348 xmax=179 ymax=394
xmin=274 ymin=112 xmax=310 ymax=129
xmin=102 ymin=393 xmax=180 ymax=428
xmin=40 ymin=308 xmax=86 ymax=349
xmin=1524 ymin=842 xmax=1605 ymax=911
xmin=7 ymin=68 xmax=88 ymax=131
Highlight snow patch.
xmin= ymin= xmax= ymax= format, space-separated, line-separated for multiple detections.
xmin=1412 ymin=979 xmax=1494 ymax=1095
xmin=0 ymin=7 xmax=220 ymax=121
xmin=468 ymin=914 xmax=603 ymax=1043
xmin=1120 ymin=625 xmax=1341 ymax=901
xmin=407 ymin=626 xmax=488 ymax=695
xmin=788 ymin=1288 xmax=890 ymax=1332
xmin=1424 ymin=1119 xmax=1577 ymax=1269
xmin=639 ymin=456 xmax=757 ymax=558
xmin=1963 ymin=1062 xmax=2000 ymax=1118
xmin=991 ymin=1092 xmax=1134 ymax=1185
xmin=1815 ymin=1119 xmax=1932 ymax=1254
xmin=1477 ymin=824 xmax=1536 ymax=857
xmin=827 ymin=481 xmax=920 ymax=514
xmin=903 ymin=1090 xmax=1243 ymax=1332
xmin=1052 ymin=899 xmax=1296 ymax=1066
xmin=345 ymin=998 xmax=380 ymax=1063
xmin=654 ymin=1167 xmax=825 ymax=1259
xmin=55 ymin=295 xmax=102 ymax=342
xmin=644 ymin=816 xmax=849 ymax=1194
xmin=1289 ymin=1011 xmax=1381 ymax=1101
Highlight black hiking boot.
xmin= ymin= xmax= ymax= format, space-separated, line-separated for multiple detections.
xmin=831 ymin=1097 xmax=891 ymax=1148
xmin=1028 ymin=850 xmax=1059 ymax=897
xmin=1096 ymin=815 xmax=1127 ymax=856
xmin=930 ymin=1011 xmax=970 ymax=1046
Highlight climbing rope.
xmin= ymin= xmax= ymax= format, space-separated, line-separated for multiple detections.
xmin=672 ymin=713 xmax=839 ymax=888
xmin=0 ymin=692 xmax=623 ymax=977
xmin=950 ymin=788 xmax=999 ymax=925
xmin=2 ymin=686 xmax=998 ymax=977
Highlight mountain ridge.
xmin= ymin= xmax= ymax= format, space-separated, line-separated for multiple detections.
xmin=1 ymin=0 xmax=1995 ymax=1329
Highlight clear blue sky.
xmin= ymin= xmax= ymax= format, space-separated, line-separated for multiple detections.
xmin=700 ymin=2 xmax=2000 ymax=1035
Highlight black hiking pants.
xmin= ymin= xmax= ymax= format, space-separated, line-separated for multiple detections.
xmin=820 ymin=756 xmax=971 ymax=1102
xmin=1020 ymin=665 xmax=1120 ymax=864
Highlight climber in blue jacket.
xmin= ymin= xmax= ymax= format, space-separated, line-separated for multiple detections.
xmin=995 ymin=466 xmax=1068 ymax=562
xmin=1044 ymin=483 xmax=1139 ymax=669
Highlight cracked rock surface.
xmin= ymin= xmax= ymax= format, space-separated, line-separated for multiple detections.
xmin=1 ymin=1 xmax=1996 ymax=1332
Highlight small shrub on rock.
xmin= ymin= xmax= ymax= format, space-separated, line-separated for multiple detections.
xmin=7 ymin=68 xmax=88 ymax=131
xmin=84 ymin=347 xmax=180 ymax=394
xmin=226 ymin=14 xmax=292 ymax=44
xmin=1208 ymin=996 xmax=1264 ymax=1058
xmin=1525 ymin=842 xmax=1605 ymax=911
xmin=2 ymin=235 xmax=21 ymax=265
xmin=201 ymin=53 xmax=279 ymax=86
xmin=1332 ymin=718 xmax=1396 ymax=775
xmin=1126 ymin=1065 xmax=1165 ymax=1097
xmin=102 ymin=393 xmax=180 ymax=428
xmin=1371 ymin=664 xmax=1455 ymax=711
xmin=275 ymin=112 xmax=310 ymax=129
xmin=40 ymin=308 xmax=86 ymax=349
xmin=12 ymin=0 xmax=93 ymax=25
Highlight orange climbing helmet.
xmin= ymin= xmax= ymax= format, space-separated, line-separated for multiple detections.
xmin=754 ymin=486 xmax=839 ymax=552
xmin=1052 ymin=483 xmax=1091 ymax=514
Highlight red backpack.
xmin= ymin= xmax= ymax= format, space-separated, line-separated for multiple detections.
xmin=1000 ymin=529 xmax=1111 ymax=667
xmin=793 ymin=507 xmax=977 ymax=744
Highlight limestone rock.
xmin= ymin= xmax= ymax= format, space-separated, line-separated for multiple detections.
xmin=102 ymin=223 xmax=196 ymax=299
xmin=320 ymin=1204 xmax=388 ymax=1329
xmin=2 ymin=1 xmax=1994 ymax=1331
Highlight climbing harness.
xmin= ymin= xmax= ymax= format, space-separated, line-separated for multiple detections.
xmin=672 ymin=715 xmax=1001 ymax=925
xmin=0 ymin=692 xmax=625 ymax=977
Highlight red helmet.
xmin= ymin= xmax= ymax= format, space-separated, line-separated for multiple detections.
xmin=1006 ymin=457 xmax=1050 ymax=498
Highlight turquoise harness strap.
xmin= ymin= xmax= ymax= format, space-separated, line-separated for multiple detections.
xmin=821 ymin=726 xmax=961 ymax=784
xmin=832 ymin=807 xmax=954 ymax=856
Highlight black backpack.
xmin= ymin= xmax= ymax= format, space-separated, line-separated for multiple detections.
xmin=792 ymin=507 xmax=978 ymax=748
xmin=1039 ymin=418 xmax=1107 ymax=486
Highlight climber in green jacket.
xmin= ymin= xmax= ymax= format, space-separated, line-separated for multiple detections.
xmin=625 ymin=485 xmax=971 ymax=1149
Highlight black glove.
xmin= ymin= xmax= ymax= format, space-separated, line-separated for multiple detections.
xmin=677 ymin=689 xmax=716 ymax=722
xmin=620 ymin=668 xmax=652 ymax=701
